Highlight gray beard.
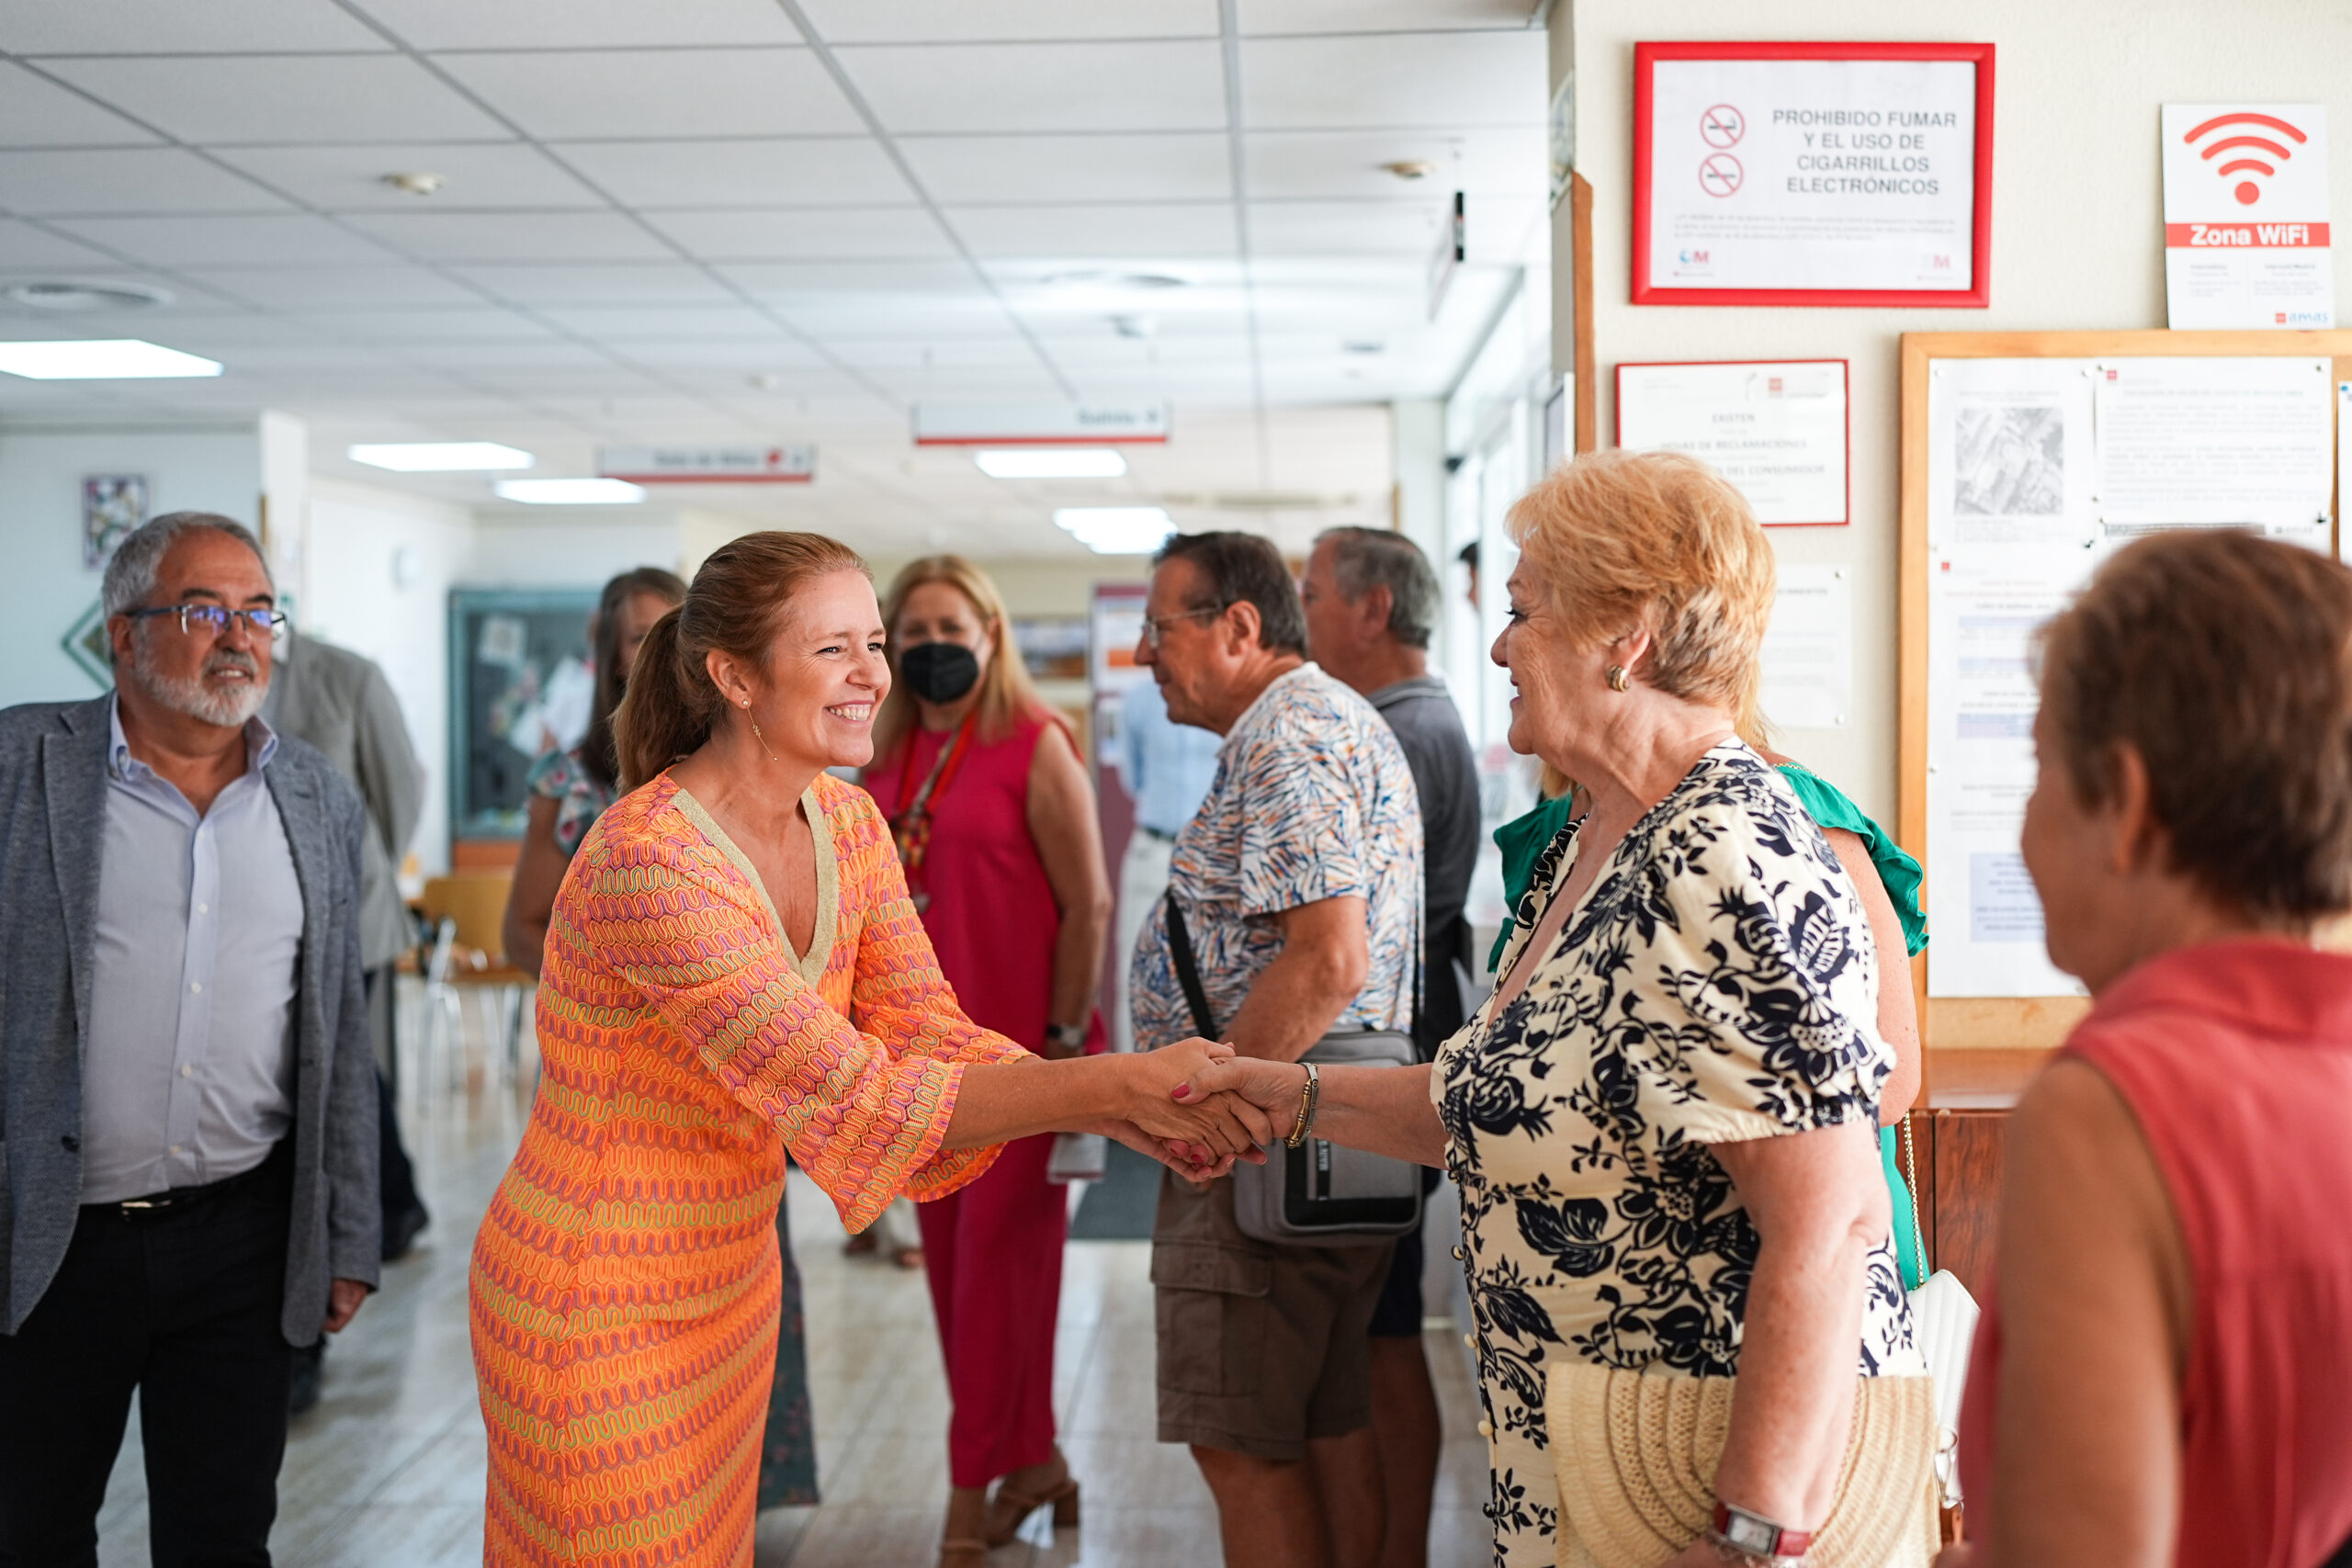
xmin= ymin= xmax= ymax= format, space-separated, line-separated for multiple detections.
xmin=131 ymin=637 xmax=268 ymax=729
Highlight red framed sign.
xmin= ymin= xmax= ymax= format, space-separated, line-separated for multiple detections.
xmin=1632 ymin=40 xmax=1995 ymax=308
xmin=1614 ymin=358 xmax=1849 ymax=526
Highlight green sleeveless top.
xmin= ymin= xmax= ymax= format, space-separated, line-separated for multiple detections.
xmin=1486 ymin=761 xmax=1931 ymax=1289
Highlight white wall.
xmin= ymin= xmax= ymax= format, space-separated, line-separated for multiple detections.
xmin=304 ymin=477 xmax=474 ymax=876
xmin=465 ymin=516 xmax=687 ymax=588
xmin=1570 ymin=0 xmax=2352 ymax=823
xmin=0 ymin=424 xmax=263 ymax=706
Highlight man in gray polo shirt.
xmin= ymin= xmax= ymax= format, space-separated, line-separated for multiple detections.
xmin=0 ymin=513 xmax=379 ymax=1566
xmin=1301 ymin=527 xmax=1481 ymax=1568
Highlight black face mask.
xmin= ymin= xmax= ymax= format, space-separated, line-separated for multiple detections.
xmin=899 ymin=640 xmax=981 ymax=705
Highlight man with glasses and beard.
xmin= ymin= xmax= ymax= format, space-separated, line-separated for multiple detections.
xmin=0 ymin=513 xmax=380 ymax=1566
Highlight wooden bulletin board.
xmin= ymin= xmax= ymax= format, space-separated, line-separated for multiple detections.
xmin=1898 ymin=329 xmax=2352 ymax=1060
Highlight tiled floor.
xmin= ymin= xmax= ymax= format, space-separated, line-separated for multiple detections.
xmin=92 ymin=1009 xmax=1495 ymax=1566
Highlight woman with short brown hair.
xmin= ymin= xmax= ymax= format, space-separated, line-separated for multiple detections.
xmin=1941 ymin=529 xmax=2352 ymax=1568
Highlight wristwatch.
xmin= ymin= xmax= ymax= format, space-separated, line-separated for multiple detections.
xmin=1043 ymin=1022 xmax=1088 ymax=1055
xmin=1707 ymin=1501 xmax=1811 ymax=1565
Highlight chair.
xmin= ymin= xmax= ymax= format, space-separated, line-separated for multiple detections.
xmin=415 ymin=872 xmax=534 ymax=1098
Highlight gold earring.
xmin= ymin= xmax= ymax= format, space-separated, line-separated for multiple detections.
xmin=741 ymin=697 xmax=782 ymax=764
xmin=1606 ymin=664 xmax=1630 ymax=693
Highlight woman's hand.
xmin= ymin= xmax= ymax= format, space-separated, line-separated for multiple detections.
xmin=1122 ymin=1040 xmax=1281 ymax=1158
xmin=1169 ymin=1053 xmax=1308 ymax=1122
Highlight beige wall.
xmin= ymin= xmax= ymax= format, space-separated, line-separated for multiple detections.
xmin=1563 ymin=0 xmax=2352 ymax=822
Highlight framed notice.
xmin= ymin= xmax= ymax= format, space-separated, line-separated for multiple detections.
xmin=1633 ymin=40 xmax=1995 ymax=307
xmin=1614 ymin=359 xmax=1849 ymax=525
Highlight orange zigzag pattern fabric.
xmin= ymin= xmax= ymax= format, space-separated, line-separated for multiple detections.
xmin=469 ymin=771 xmax=1023 ymax=1566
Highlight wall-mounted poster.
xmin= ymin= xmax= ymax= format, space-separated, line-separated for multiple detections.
xmin=446 ymin=587 xmax=597 ymax=841
xmin=1632 ymin=41 xmax=1996 ymax=307
xmin=2161 ymin=103 xmax=2332 ymax=330
xmin=83 ymin=474 xmax=147 ymax=566
xmin=1614 ymin=359 xmax=1849 ymax=525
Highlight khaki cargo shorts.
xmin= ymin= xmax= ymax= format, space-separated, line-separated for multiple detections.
xmin=1151 ymin=1169 xmax=1395 ymax=1461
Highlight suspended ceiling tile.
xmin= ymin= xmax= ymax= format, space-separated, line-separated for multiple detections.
xmin=0 ymin=219 xmax=124 ymax=268
xmin=946 ymin=202 xmax=1237 ymax=258
xmin=797 ymin=0 xmax=1218 ymax=42
xmin=51 ymin=212 xmax=401 ymax=265
xmin=529 ymin=303 xmax=786 ymax=340
xmin=1248 ymin=199 xmax=1444 ymax=255
xmin=1245 ymin=126 xmax=1544 ymax=198
xmin=613 ymin=336 xmax=829 ymax=369
xmin=288 ymin=307 xmax=560 ymax=342
xmin=0 ymin=62 xmax=160 ymax=149
xmin=1238 ymin=0 xmax=1539 ymax=33
xmin=0 ymin=0 xmax=391 ymax=54
xmin=1240 ymin=32 xmax=1545 ymax=130
xmin=819 ymin=336 xmax=1045 ymax=371
xmin=447 ymin=263 xmax=741 ymax=306
xmin=436 ymin=50 xmax=861 ymax=141
xmin=351 ymin=0 xmax=799 ymax=50
xmin=556 ymin=138 xmax=916 ymax=209
xmin=212 ymin=142 xmax=602 ymax=211
xmin=173 ymin=264 xmax=485 ymax=310
xmin=340 ymin=209 xmax=677 ymax=263
xmin=40 ymin=55 xmax=512 ymax=146
xmin=899 ymin=132 xmax=1231 ymax=204
xmin=837 ymin=41 xmax=1226 ymax=134
xmin=717 ymin=259 xmax=978 ymax=297
xmin=647 ymin=207 xmax=955 ymax=263
xmin=0 ymin=148 xmax=288 ymax=216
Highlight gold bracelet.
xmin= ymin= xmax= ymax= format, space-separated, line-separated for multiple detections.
xmin=1285 ymin=1062 xmax=1320 ymax=1148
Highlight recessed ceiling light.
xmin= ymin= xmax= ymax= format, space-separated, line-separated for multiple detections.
xmin=1039 ymin=269 xmax=1188 ymax=291
xmin=0 ymin=339 xmax=220 ymax=378
xmin=1055 ymin=506 xmax=1173 ymax=555
xmin=978 ymin=449 xmax=1127 ymax=479
xmin=4 ymin=280 xmax=173 ymax=312
xmin=494 ymin=478 xmax=644 ymax=505
xmin=350 ymin=441 xmax=534 ymax=472
xmin=381 ymin=172 xmax=445 ymax=197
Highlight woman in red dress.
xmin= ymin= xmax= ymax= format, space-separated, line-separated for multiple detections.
xmin=863 ymin=557 xmax=1113 ymax=1566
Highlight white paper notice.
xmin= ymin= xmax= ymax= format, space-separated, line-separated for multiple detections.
xmin=1758 ymin=564 xmax=1851 ymax=729
xmin=2092 ymin=356 xmax=2334 ymax=526
xmin=1615 ymin=361 xmax=1847 ymax=525
xmin=1645 ymin=56 xmax=1979 ymax=294
xmin=1927 ymin=358 xmax=2097 ymax=550
xmin=2162 ymin=104 xmax=2333 ymax=330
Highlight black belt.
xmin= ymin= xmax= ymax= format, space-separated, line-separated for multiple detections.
xmin=84 ymin=1140 xmax=289 ymax=1223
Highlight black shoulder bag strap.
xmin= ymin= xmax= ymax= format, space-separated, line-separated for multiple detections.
xmin=1161 ymin=895 xmax=1220 ymax=1041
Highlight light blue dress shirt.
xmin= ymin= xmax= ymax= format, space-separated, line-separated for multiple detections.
xmin=1116 ymin=678 xmax=1222 ymax=839
xmin=81 ymin=696 xmax=305 ymax=1204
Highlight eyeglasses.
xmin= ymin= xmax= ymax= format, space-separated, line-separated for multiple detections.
xmin=126 ymin=604 xmax=288 ymax=640
xmin=1139 ymin=606 xmax=1222 ymax=649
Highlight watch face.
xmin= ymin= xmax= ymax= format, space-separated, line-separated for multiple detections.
xmin=1725 ymin=1515 xmax=1775 ymax=1551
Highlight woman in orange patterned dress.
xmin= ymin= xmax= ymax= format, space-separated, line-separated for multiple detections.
xmin=468 ymin=532 xmax=1269 ymax=1567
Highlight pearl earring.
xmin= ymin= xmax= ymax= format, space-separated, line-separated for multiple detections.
xmin=741 ymin=696 xmax=782 ymax=763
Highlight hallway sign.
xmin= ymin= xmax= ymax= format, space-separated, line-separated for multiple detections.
xmin=1632 ymin=40 xmax=1995 ymax=307
xmin=913 ymin=400 xmax=1170 ymax=446
xmin=598 ymin=445 xmax=815 ymax=482
xmin=2162 ymin=103 xmax=2333 ymax=329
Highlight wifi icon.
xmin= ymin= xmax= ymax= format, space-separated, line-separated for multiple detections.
xmin=2180 ymin=109 xmax=2309 ymax=206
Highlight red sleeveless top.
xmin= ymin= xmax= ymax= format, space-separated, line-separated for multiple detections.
xmin=1958 ymin=940 xmax=2352 ymax=1567
xmin=861 ymin=707 xmax=1102 ymax=1054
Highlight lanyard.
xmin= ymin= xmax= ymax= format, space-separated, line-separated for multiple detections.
xmin=887 ymin=714 xmax=977 ymax=912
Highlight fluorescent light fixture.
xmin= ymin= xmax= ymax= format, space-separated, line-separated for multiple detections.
xmin=494 ymin=478 xmax=645 ymax=505
xmin=976 ymin=448 xmax=1128 ymax=479
xmin=0 ymin=339 xmax=220 ymax=379
xmin=349 ymin=441 xmax=534 ymax=472
xmin=1055 ymin=506 xmax=1174 ymax=555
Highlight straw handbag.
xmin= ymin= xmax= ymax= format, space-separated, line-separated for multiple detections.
xmin=1545 ymin=1363 xmax=1939 ymax=1568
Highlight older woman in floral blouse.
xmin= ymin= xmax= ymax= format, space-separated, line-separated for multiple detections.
xmin=1176 ymin=450 xmax=1918 ymax=1567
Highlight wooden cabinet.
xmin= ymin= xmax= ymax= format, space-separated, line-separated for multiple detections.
xmin=1900 ymin=1048 xmax=2049 ymax=1299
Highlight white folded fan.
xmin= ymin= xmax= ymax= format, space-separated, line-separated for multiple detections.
xmin=1907 ymin=1269 xmax=1983 ymax=1506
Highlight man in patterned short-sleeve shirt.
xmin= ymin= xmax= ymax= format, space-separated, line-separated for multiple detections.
xmin=1131 ymin=530 xmax=1422 ymax=1568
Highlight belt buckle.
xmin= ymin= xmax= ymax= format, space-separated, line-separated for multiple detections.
xmin=119 ymin=1196 xmax=169 ymax=1214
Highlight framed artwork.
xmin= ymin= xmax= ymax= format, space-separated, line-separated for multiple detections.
xmin=1632 ymin=40 xmax=1996 ymax=307
xmin=446 ymin=587 xmax=598 ymax=841
xmin=62 ymin=600 xmax=112 ymax=690
xmin=83 ymin=474 xmax=147 ymax=566
xmin=1012 ymin=616 xmax=1090 ymax=682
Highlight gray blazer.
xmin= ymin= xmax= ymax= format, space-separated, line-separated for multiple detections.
xmin=0 ymin=695 xmax=382 ymax=1346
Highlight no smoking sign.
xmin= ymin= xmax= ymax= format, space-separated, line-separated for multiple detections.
xmin=1699 ymin=153 xmax=1743 ymax=197
xmin=1701 ymin=103 xmax=1745 ymax=147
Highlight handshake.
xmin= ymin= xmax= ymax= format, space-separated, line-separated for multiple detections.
xmin=1091 ymin=1038 xmax=1307 ymax=1186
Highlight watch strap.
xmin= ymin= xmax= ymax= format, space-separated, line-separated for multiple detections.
xmin=1711 ymin=1501 xmax=1812 ymax=1559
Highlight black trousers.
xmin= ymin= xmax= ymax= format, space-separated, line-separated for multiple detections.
xmin=0 ymin=1147 xmax=295 ymax=1568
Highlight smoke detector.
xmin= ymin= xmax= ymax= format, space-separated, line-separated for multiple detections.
xmin=4 ymin=279 xmax=173 ymax=312
xmin=1382 ymin=160 xmax=1439 ymax=180
xmin=380 ymin=172 xmax=446 ymax=197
